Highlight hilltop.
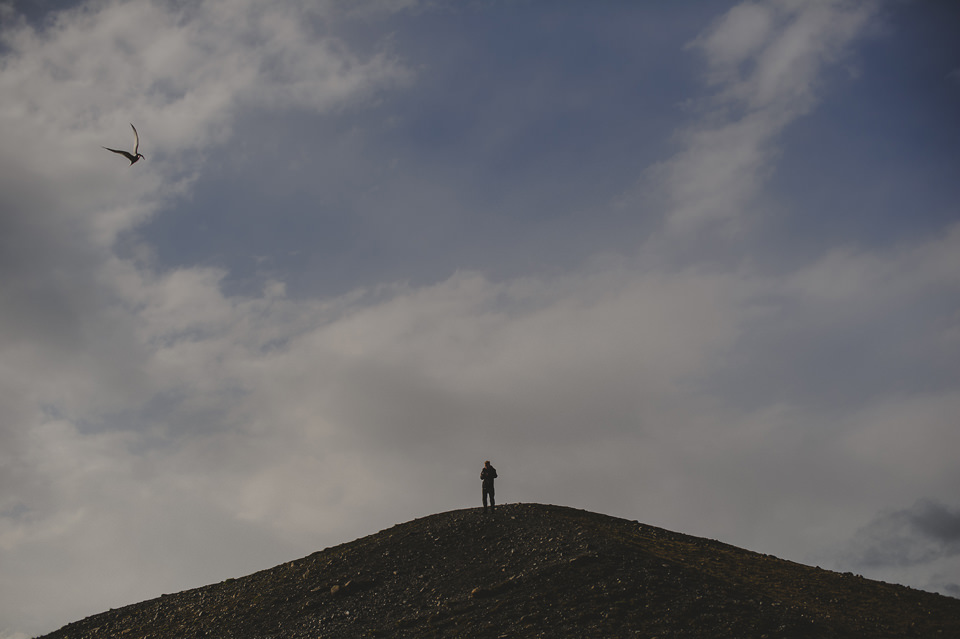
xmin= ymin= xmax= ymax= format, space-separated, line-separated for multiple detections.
xmin=40 ymin=503 xmax=960 ymax=638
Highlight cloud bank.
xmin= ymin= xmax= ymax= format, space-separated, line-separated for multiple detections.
xmin=844 ymin=499 xmax=960 ymax=596
xmin=1 ymin=1 xmax=959 ymax=636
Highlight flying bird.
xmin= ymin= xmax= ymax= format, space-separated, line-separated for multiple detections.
xmin=103 ymin=123 xmax=145 ymax=165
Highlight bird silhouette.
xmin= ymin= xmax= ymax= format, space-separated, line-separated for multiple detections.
xmin=103 ymin=123 xmax=145 ymax=165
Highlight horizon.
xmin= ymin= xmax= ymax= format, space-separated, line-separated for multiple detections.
xmin=38 ymin=501 xmax=960 ymax=639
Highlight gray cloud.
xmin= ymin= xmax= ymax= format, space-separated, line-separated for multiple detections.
xmin=848 ymin=500 xmax=960 ymax=569
xmin=840 ymin=500 xmax=960 ymax=598
xmin=0 ymin=2 xmax=413 ymax=634
xmin=1 ymin=1 xmax=959 ymax=637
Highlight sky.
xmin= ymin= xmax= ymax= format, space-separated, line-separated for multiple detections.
xmin=1 ymin=0 xmax=959 ymax=635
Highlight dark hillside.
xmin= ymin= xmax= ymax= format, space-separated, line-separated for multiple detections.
xmin=41 ymin=503 xmax=960 ymax=638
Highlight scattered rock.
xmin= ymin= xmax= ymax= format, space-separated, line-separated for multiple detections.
xmin=39 ymin=503 xmax=960 ymax=638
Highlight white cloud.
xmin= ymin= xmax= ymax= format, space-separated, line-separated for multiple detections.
xmin=695 ymin=0 xmax=876 ymax=110
xmin=1 ymin=0 xmax=958 ymax=636
xmin=9 ymin=216 xmax=960 ymax=629
xmin=0 ymin=1 xmax=412 ymax=632
xmin=0 ymin=0 xmax=409 ymax=247
xmin=658 ymin=0 xmax=878 ymax=234
xmin=694 ymin=1 xmax=776 ymax=82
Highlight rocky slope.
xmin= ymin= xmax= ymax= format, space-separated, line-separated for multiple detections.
xmin=40 ymin=503 xmax=960 ymax=638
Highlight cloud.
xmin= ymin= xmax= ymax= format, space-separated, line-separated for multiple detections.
xmin=911 ymin=502 xmax=960 ymax=548
xmin=0 ymin=0 xmax=410 ymax=412
xmin=845 ymin=500 xmax=960 ymax=568
xmin=1 ymin=0 xmax=959 ymax=635
xmin=0 ymin=0 xmax=408 ymax=238
xmin=0 ymin=1 xmax=411 ymax=632
xmin=837 ymin=499 xmax=960 ymax=598
xmin=694 ymin=0 xmax=876 ymax=110
xmin=651 ymin=0 xmax=879 ymax=234
xmin=8 ymin=219 xmax=960 ymax=629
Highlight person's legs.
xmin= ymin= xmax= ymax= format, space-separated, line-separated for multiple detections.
xmin=482 ymin=487 xmax=489 ymax=511
xmin=489 ymin=487 xmax=495 ymax=511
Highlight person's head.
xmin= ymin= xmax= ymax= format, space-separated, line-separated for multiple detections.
xmin=484 ymin=460 xmax=491 ymax=467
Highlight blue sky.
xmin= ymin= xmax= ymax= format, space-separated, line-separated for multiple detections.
xmin=136 ymin=3 xmax=717 ymax=298
xmin=1 ymin=1 xmax=959 ymax=636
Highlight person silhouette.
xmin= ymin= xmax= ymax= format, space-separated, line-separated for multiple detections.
xmin=481 ymin=460 xmax=498 ymax=513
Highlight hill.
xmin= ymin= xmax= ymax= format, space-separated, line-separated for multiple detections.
xmin=40 ymin=503 xmax=960 ymax=638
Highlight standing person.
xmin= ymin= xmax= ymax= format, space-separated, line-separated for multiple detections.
xmin=481 ymin=460 xmax=497 ymax=513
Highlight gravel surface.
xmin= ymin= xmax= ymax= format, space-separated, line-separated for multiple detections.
xmin=40 ymin=503 xmax=960 ymax=638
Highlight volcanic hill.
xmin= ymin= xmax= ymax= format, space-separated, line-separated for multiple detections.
xmin=40 ymin=503 xmax=960 ymax=638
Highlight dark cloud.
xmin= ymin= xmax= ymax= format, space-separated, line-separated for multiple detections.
xmin=909 ymin=501 xmax=960 ymax=546
xmin=847 ymin=500 xmax=960 ymax=569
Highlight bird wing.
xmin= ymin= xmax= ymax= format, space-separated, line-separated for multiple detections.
xmin=103 ymin=146 xmax=136 ymax=161
xmin=130 ymin=123 xmax=140 ymax=155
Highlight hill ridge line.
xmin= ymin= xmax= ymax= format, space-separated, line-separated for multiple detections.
xmin=41 ymin=502 xmax=960 ymax=638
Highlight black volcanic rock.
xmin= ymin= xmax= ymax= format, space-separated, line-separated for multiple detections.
xmin=40 ymin=503 xmax=960 ymax=638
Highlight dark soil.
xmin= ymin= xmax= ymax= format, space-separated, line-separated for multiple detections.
xmin=40 ymin=503 xmax=960 ymax=638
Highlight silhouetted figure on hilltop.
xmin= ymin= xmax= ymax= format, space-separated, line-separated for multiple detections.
xmin=481 ymin=460 xmax=497 ymax=512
